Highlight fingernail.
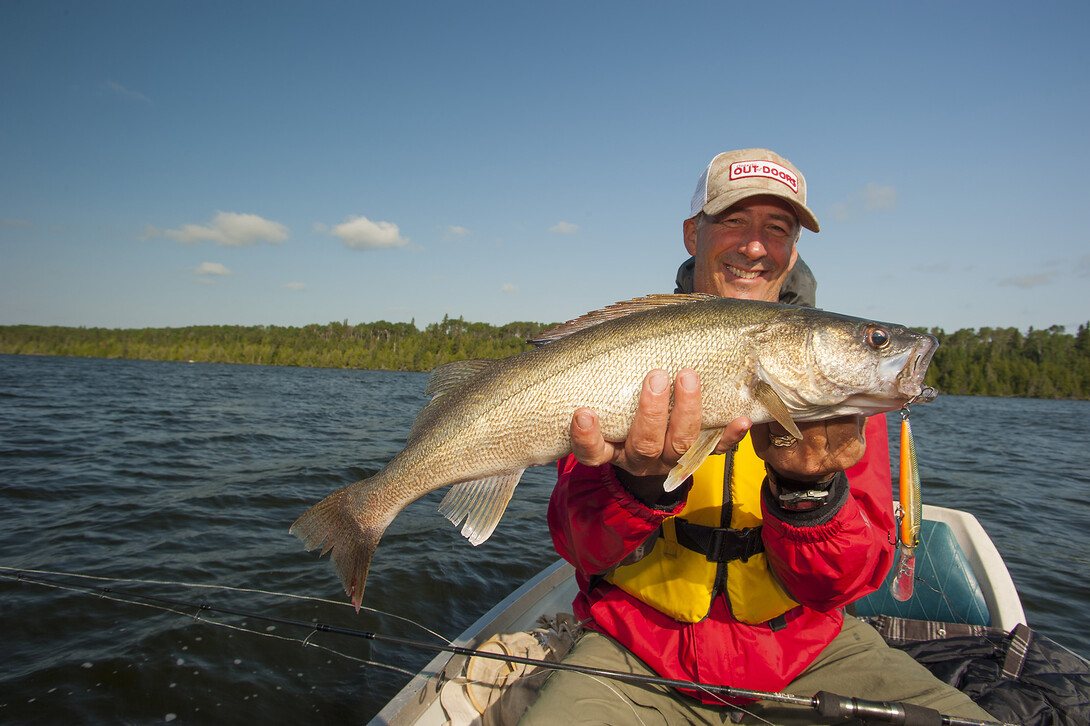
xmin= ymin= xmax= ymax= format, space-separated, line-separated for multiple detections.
xmin=678 ymin=370 xmax=698 ymax=393
xmin=574 ymin=410 xmax=593 ymax=430
xmin=649 ymin=370 xmax=668 ymax=394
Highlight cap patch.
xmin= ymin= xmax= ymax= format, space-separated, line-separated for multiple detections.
xmin=729 ymin=160 xmax=799 ymax=194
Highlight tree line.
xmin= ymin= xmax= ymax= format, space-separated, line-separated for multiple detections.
xmin=921 ymin=324 xmax=1090 ymax=399
xmin=2 ymin=319 xmax=1089 ymax=400
xmin=0 ymin=317 xmax=548 ymax=372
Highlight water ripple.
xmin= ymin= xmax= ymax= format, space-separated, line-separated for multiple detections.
xmin=0 ymin=356 xmax=1087 ymax=724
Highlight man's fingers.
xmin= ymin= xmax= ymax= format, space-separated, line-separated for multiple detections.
xmin=715 ymin=417 xmax=753 ymax=454
xmin=623 ymin=370 xmax=673 ymax=464
xmin=752 ymin=415 xmax=867 ymax=481
xmin=570 ymin=407 xmax=613 ymax=467
xmin=663 ymin=369 xmax=703 ymax=459
xmin=572 ymin=370 xmax=748 ymax=478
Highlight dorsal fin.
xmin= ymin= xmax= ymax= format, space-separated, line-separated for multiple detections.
xmin=425 ymin=359 xmax=494 ymax=398
xmin=409 ymin=359 xmax=495 ymax=444
xmin=528 ymin=293 xmax=718 ymax=346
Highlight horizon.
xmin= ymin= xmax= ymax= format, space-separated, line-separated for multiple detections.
xmin=3 ymin=312 xmax=1085 ymax=338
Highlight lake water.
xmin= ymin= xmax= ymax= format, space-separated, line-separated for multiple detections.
xmin=0 ymin=354 xmax=1087 ymax=724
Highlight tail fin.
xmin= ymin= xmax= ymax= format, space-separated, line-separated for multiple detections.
xmin=290 ymin=482 xmax=380 ymax=611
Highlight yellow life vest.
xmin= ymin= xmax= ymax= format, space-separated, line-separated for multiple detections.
xmin=605 ymin=434 xmax=799 ymax=624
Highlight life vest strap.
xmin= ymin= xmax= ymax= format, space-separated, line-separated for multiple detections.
xmin=673 ymin=519 xmax=764 ymax=563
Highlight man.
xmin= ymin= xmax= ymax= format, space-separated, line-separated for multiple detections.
xmin=521 ymin=149 xmax=994 ymax=724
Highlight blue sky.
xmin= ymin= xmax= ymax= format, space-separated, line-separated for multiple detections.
xmin=3 ymin=1 xmax=1088 ymax=334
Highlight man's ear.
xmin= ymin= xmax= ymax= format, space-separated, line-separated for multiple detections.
xmin=683 ymin=216 xmax=699 ymax=255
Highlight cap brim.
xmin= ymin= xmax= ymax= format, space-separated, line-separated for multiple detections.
xmin=703 ymin=190 xmax=820 ymax=233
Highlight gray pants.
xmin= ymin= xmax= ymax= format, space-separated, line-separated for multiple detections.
xmin=519 ymin=615 xmax=996 ymax=725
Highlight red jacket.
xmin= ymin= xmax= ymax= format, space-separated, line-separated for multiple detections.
xmin=547 ymin=414 xmax=896 ymax=701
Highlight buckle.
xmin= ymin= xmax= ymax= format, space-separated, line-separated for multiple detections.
xmin=706 ymin=526 xmax=764 ymax=563
xmin=777 ymin=488 xmax=831 ymax=511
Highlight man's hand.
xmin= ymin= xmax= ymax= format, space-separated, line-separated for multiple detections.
xmin=569 ymin=369 xmax=751 ymax=499
xmin=750 ymin=416 xmax=867 ymax=482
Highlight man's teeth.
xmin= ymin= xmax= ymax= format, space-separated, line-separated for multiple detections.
xmin=727 ymin=264 xmax=761 ymax=279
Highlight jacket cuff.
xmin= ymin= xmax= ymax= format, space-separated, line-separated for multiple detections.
xmin=614 ymin=468 xmax=693 ymax=511
xmin=762 ymin=470 xmax=849 ymax=527
xmin=605 ymin=465 xmax=691 ymax=516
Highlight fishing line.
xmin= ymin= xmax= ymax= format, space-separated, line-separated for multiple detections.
xmin=0 ymin=568 xmax=420 ymax=678
xmin=5 ymin=569 xmax=1015 ymax=726
xmin=3 ymin=568 xmax=772 ymax=724
xmin=0 ymin=565 xmax=447 ymax=641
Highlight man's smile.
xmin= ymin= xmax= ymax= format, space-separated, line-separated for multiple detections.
xmin=725 ymin=263 xmax=763 ymax=280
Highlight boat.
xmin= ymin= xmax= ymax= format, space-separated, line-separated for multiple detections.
xmin=369 ymin=504 xmax=1088 ymax=726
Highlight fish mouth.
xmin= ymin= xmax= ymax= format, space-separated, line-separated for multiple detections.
xmin=895 ymin=335 xmax=938 ymax=399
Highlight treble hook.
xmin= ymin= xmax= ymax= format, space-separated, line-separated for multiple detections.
xmin=902 ymin=386 xmax=937 ymax=418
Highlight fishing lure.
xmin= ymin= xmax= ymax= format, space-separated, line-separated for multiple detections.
xmin=891 ymin=404 xmax=921 ymax=601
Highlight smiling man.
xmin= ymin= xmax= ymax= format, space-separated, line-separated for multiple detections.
xmin=521 ymin=149 xmax=996 ymax=725
xmin=684 ymin=150 xmax=817 ymax=302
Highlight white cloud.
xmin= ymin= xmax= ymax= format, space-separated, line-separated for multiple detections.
xmin=828 ymin=183 xmax=897 ymax=222
xmin=193 ymin=262 xmax=232 ymax=276
xmin=550 ymin=221 xmax=579 ymax=235
xmin=3 ymin=218 xmax=32 ymax=229
xmin=312 ymin=222 xmax=329 ymax=234
xmin=501 ymin=283 xmax=518 ymax=294
xmin=101 ymin=80 xmax=151 ymax=103
xmin=331 ymin=215 xmax=408 ymax=249
xmin=139 ymin=223 xmax=160 ymax=241
xmin=916 ymin=261 xmax=951 ymax=275
xmin=860 ymin=183 xmax=897 ymax=211
xmin=157 ymin=211 xmax=289 ymax=246
xmin=1000 ymin=272 xmax=1056 ymax=289
xmin=445 ymin=225 xmax=470 ymax=238
xmin=284 ymin=282 xmax=307 ymax=291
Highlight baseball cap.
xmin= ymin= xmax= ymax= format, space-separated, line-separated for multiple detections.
xmin=689 ymin=148 xmax=820 ymax=233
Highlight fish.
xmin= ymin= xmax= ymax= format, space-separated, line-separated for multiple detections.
xmin=290 ymin=293 xmax=938 ymax=608
xmin=891 ymin=406 xmax=922 ymax=601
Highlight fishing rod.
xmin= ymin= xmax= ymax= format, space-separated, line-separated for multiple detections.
xmin=6 ymin=570 xmax=1013 ymax=726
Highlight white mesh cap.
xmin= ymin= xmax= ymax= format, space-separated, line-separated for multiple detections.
xmin=689 ymin=148 xmax=819 ymax=232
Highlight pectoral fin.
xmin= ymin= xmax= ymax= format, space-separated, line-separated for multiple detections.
xmin=437 ymin=470 xmax=526 ymax=546
xmin=664 ymin=428 xmax=724 ymax=492
xmin=753 ymin=381 xmax=804 ymax=440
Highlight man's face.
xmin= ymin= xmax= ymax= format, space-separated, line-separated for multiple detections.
xmin=682 ymin=195 xmax=800 ymax=302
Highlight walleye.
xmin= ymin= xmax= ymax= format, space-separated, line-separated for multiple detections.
xmin=291 ymin=293 xmax=938 ymax=608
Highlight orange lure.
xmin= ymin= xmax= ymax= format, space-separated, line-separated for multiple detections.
xmin=890 ymin=408 xmax=921 ymax=602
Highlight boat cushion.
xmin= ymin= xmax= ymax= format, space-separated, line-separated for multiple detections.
xmin=853 ymin=520 xmax=991 ymax=626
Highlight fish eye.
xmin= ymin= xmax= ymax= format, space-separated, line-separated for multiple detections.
xmin=865 ymin=325 xmax=891 ymax=349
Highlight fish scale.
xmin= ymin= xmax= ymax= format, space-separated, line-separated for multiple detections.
xmin=291 ymin=293 xmax=938 ymax=608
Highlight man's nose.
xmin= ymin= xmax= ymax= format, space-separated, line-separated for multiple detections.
xmin=740 ymin=235 xmax=767 ymax=258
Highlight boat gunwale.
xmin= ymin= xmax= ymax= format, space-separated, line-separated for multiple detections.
xmin=368 ymin=559 xmax=576 ymax=725
xmin=920 ymin=503 xmax=1026 ymax=631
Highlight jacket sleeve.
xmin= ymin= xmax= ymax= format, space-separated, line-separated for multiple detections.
xmin=547 ymin=456 xmax=687 ymax=577
xmin=760 ymin=414 xmax=897 ymax=611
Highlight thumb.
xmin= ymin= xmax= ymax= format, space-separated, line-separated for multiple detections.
xmin=570 ymin=408 xmax=613 ymax=466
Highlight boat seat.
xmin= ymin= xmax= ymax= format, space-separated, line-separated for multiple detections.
xmin=852 ymin=519 xmax=992 ymax=627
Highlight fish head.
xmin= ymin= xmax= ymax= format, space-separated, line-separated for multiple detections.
xmin=753 ymin=309 xmax=938 ymax=418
